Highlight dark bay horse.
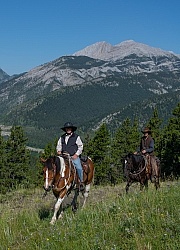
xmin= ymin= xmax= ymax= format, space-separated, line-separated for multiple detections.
xmin=41 ymin=154 xmax=94 ymax=224
xmin=123 ymin=153 xmax=160 ymax=193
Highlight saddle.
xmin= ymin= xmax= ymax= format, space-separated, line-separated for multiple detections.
xmin=144 ymin=154 xmax=152 ymax=179
xmin=60 ymin=153 xmax=90 ymax=174
xmin=80 ymin=155 xmax=90 ymax=174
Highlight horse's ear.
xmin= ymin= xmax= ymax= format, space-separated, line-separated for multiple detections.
xmin=40 ymin=158 xmax=46 ymax=163
xmin=48 ymin=155 xmax=56 ymax=163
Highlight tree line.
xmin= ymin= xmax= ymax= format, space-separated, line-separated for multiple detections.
xmin=0 ymin=103 xmax=179 ymax=194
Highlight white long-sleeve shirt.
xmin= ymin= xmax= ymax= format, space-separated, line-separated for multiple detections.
xmin=56 ymin=133 xmax=83 ymax=156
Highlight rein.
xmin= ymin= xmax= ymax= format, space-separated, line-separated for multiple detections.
xmin=130 ymin=165 xmax=146 ymax=176
xmin=129 ymin=155 xmax=146 ymax=177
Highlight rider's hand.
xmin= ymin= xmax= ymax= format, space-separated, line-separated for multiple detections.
xmin=72 ymin=154 xmax=78 ymax=160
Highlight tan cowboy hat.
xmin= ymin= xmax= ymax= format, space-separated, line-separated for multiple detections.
xmin=141 ymin=127 xmax=151 ymax=134
xmin=61 ymin=122 xmax=77 ymax=132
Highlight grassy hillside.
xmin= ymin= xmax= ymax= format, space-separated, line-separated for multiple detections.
xmin=0 ymin=181 xmax=179 ymax=250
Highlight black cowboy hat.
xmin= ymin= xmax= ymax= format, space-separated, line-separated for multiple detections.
xmin=61 ymin=122 xmax=77 ymax=132
xmin=141 ymin=127 xmax=151 ymax=134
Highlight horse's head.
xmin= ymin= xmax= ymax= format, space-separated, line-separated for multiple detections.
xmin=124 ymin=153 xmax=145 ymax=176
xmin=123 ymin=153 xmax=134 ymax=177
xmin=41 ymin=157 xmax=56 ymax=192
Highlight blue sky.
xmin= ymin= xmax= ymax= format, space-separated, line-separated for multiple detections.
xmin=0 ymin=0 xmax=180 ymax=75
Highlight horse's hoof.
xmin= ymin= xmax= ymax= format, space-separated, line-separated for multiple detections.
xmin=58 ymin=214 xmax=63 ymax=220
xmin=72 ymin=207 xmax=77 ymax=213
xmin=50 ymin=218 xmax=56 ymax=225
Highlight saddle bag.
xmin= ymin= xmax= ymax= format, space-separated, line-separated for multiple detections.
xmin=80 ymin=155 xmax=88 ymax=162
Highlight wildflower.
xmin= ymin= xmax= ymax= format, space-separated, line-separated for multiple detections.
xmin=125 ymin=227 xmax=130 ymax=233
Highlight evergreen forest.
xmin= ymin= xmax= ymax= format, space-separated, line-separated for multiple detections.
xmin=0 ymin=103 xmax=180 ymax=194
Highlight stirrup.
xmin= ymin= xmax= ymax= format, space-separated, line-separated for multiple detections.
xmin=79 ymin=182 xmax=85 ymax=192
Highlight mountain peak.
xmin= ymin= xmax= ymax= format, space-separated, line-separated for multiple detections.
xmin=73 ymin=41 xmax=113 ymax=60
xmin=73 ymin=40 xmax=178 ymax=61
xmin=0 ymin=68 xmax=10 ymax=83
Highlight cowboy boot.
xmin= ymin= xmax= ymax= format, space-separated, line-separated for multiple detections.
xmin=79 ymin=182 xmax=85 ymax=192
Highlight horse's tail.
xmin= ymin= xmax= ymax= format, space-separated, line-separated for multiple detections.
xmin=91 ymin=166 xmax=95 ymax=185
xmin=88 ymin=156 xmax=95 ymax=185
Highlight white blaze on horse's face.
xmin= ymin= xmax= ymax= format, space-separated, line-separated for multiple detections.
xmin=43 ymin=167 xmax=54 ymax=191
xmin=45 ymin=169 xmax=49 ymax=190
xmin=125 ymin=159 xmax=128 ymax=167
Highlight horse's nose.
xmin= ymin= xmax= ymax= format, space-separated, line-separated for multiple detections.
xmin=43 ymin=186 xmax=51 ymax=192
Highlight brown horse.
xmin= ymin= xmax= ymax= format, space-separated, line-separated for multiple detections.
xmin=41 ymin=154 xmax=94 ymax=224
xmin=123 ymin=153 xmax=160 ymax=193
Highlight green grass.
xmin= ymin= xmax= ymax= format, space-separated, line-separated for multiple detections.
xmin=0 ymin=181 xmax=179 ymax=250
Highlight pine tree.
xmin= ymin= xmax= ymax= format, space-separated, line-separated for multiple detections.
xmin=85 ymin=124 xmax=111 ymax=185
xmin=147 ymin=107 xmax=162 ymax=157
xmin=82 ymin=133 xmax=92 ymax=156
xmin=111 ymin=118 xmax=140 ymax=182
xmin=0 ymin=129 xmax=7 ymax=193
xmin=162 ymin=103 xmax=180 ymax=177
xmin=0 ymin=128 xmax=5 ymax=167
xmin=4 ymin=126 xmax=30 ymax=191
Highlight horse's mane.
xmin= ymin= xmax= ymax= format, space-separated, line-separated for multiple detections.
xmin=45 ymin=157 xmax=55 ymax=170
xmin=54 ymin=156 xmax=61 ymax=173
xmin=54 ymin=155 xmax=70 ymax=175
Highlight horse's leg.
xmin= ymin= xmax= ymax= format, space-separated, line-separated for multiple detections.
xmin=157 ymin=175 xmax=160 ymax=188
xmin=126 ymin=180 xmax=132 ymax=193
xmin=82 ymin=183 xmax=91 ymax=208
xmin=154 ymin=176 xmax=160 ymax=190
xmin=140 ymin=183 xmax=144 ymax=191
xmin=153 ymin=160 xmax=161 ymax=190
xmin=57 ymin=204 xmax=64 ymax=220
xmin=144 ymin=179 xmax=148 ymax=190
xmin=125 ymin=183 xmax=129 ymax=193
xmin=71 ymin=188 xmax=79 ymax=212
xmin=140 ymin=177 xmax=148 ymax=191
xmin=50 ymin=190 xmax=66 ymax=225
xmin=50 ymin=197 xmax=65 ymax=224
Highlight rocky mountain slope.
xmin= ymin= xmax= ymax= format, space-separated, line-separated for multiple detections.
xmin=0 ymin=40 xmax=180 ymax=147
xmin=74 ymin=40 xmax=180 ymax=61
xmin=0 ymin=68 xmax=10 ymax=83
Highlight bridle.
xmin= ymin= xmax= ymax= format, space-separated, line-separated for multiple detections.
xmin=125 ymin=156 xmax=146 ymax=177
xmin=43 ymin=163 xmax=56 ymax=191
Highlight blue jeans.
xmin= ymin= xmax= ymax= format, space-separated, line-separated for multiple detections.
xmin=72 ymin=157 xmax=83 ymax=182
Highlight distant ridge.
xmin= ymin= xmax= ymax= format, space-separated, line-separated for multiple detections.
xmin=73 ymin=40 xmax=179 ymax=61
